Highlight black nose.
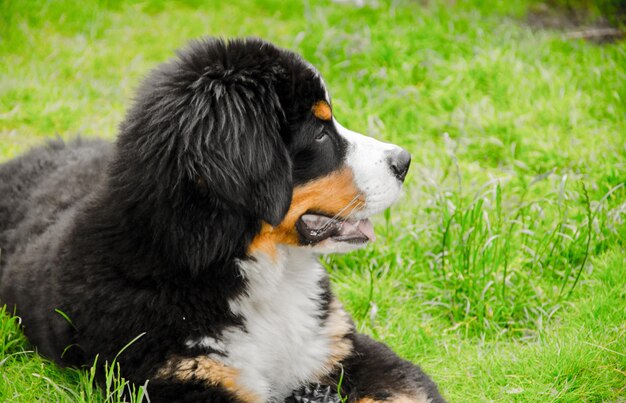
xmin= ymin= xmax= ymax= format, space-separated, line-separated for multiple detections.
xmin=387 ymin=148 xmax=411 ymax=182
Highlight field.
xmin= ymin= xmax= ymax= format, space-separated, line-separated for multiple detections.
xmin=1 ymin=0 xmax=625 ymax=401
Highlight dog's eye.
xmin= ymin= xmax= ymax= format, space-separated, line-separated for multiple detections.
xmin=315 ymin=130 xmax=328 ymax=142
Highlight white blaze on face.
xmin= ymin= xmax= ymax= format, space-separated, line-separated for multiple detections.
xmin=334 ymin=118 xmax=405 ymax=218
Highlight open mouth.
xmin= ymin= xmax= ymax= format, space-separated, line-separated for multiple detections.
xmin=295 ymin=213 xmax=376 ymax=245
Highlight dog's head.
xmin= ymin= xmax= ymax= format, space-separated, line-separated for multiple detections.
xmin=114 ymin=38 xmax=410 ymax=268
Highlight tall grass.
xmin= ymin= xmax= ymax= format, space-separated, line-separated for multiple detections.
xmin=330 ymin=159 xmax=625 ymax=339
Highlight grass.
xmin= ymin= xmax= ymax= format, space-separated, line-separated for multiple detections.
xmin=1 ymin=0 xmax=625 ymax=401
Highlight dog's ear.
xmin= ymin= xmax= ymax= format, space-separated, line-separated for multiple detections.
xmin=116 ymin=38 xmax=295 ymax=234
xmin=180 ymin=70 xmax=293 ymax=226
xmin=121 ymin=41 xmax=293 ymax=227
xmin=110 ymin=39 xmax=295 ymax=272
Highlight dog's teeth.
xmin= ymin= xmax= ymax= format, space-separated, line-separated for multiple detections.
xmin=301 ymin=214 xmax=332 ymax=230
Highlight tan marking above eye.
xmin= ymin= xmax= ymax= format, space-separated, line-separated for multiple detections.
xmin=312 ymin=100 xmax=332 ymax=121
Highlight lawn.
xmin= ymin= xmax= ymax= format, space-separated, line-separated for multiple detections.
xmin=1 ymin=0 xmax=625 ymax=401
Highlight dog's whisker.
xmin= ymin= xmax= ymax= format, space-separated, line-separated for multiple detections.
xmin=316 ymin=197 xmax=359 ymax=230
xmin=339 ymin=201 xmax=365 ymax=224
xmin=319 ymin=196 xmax=364 ymax=231
xmin=333 ymin=193 xmax=361 ymax=217
xmin=318 ymin=194 xmax=363 ymax=230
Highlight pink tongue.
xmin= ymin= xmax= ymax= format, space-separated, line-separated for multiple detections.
xmin=339 ymin=219 xmax=376 ymax=242
xmin=357 ymin=219 xmax=376 ymax=242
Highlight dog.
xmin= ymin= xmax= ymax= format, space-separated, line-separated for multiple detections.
xmin=0 ymin=37 xmax=444 ymax=402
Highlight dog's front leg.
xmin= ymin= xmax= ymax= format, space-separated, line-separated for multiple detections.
xmin=148 ymin=355 xmax=260 ymax=403
xmin=335 ymin=333 xmax=446 ymax=403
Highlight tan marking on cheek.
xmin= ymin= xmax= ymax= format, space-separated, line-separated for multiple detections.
xmin=312 ymin=100 xmax=332 ymax=121
xmin=155 ymin=356 xmax=261 ymax=403
xmin=247 ymin=222 xmax=279 ymax=259
xmin=248 ymin=167 xmax=364 ymax=257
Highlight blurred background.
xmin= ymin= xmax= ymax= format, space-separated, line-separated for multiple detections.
xmin=1 ymin=1 xmax=625 ymax=401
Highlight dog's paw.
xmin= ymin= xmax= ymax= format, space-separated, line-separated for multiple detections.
xmin=285 ymin=384 xmax=340 ymax=403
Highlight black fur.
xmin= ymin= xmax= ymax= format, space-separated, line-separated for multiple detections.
xmin=338 ymin=334 xmax=445 ymax=402
xmin=0 ymin=37 xmax=443 ymax=402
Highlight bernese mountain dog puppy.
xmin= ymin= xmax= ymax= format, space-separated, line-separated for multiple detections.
xmin=0 ymin=38 xmax=444 ymax=402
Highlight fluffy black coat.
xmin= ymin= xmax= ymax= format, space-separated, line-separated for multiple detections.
xmin=0 ymin=38 xmax=444 ymax=402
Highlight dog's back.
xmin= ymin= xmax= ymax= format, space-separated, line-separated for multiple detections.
xmin=0 ymin=139 xmax=111 ymax=260
xmin=0 ymin=139 xmax=112 ymax=359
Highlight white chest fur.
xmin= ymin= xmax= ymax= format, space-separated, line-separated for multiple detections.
xmin=186 ymin=247 xmax=332 ymax=401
